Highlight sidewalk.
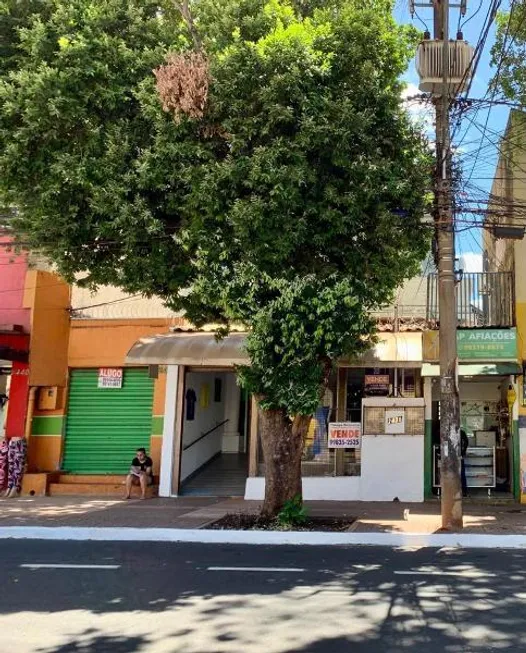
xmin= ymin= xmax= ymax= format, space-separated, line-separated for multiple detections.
xmin=0 ymin=495 xmax=526 ymax=535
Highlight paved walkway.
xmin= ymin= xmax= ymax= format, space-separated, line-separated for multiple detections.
xmin=1 ymin=495 xmax=526 ymax=534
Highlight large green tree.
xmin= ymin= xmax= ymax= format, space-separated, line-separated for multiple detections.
xmin=0 ymin=0 xmax=431 ymax=515
xmin=491 ymin=2 xmax=526 ymax=103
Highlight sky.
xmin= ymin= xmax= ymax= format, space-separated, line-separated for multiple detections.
xmin=394 ymin=0 xmax=513 ymax=275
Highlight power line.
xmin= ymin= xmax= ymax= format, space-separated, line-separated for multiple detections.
xmin=463 ymin=0 xmax=519 ymax=186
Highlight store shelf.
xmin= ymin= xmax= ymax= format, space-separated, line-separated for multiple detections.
xmin=433 ymin=445 xmax=496 ymax=495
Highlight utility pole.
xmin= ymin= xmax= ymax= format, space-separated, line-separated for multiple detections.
xmin=434 ymin=0 xmax=463 ymax=529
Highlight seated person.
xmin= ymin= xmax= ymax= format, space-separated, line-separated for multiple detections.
xmin=125 ymin=447 xmax=153 ymax=500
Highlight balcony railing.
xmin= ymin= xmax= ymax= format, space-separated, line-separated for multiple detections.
xmin=426 ymin=272 xmax=515 ymax=328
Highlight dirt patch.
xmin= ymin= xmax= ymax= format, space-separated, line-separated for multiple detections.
xmin=205 ymin=513 xmax=356 ymax=532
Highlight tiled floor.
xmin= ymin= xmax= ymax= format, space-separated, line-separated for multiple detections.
xmin=180 ymin=453 xmax=248 ymax=497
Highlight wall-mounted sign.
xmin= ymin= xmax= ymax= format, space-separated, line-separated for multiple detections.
xmin=385 ymin=409 xmax=405 ymax=434
xmin=364 ymin=374 xmax=390 ymax=396
xmin=424 ymin=328 xmax=518 ymax=362
xmin=457 ymin=329 xmax=517 ymax=360
xmin=328 ymin=422 xmax=361 ymax=448
xmin=98 ymin=368 xmax=123 ymax=389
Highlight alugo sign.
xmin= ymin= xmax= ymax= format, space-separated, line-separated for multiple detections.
xmin=457 ymin=328 xmax=517 ymax=360
xmin=98 ymin=368 xmax=123 ymax=389
xmin=328 ymin=422 xmax=361 ymax=449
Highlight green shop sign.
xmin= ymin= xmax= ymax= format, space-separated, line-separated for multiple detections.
xmin=457 ymin=328 xmax=517 ymax=360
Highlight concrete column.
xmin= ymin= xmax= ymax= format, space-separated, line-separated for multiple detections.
xmin=159 ymin=365 xmax=179 ymax=497
xmin=222 ymin=372 xmax=241 ymax=453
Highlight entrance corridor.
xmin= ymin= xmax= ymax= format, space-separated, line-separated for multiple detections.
xmin=180 ymin=453 xmax=248 ymax=497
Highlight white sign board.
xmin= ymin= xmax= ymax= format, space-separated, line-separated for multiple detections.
xmin=385 ymin=409 xmax=405 ymax=434
xmin=98 ymin=368 xmax=123 ymax=389
xmin=328 ymin=422 xmax=361 ymax=449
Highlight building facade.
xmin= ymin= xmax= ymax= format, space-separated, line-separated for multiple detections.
xmin=6 ymin=253 xmax=519 ymax=503
xmin=485 ymin=109 xmax=526 ymax=503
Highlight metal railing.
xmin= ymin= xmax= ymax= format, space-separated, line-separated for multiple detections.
xmin=183 ymin=419 xmax=229 ymax=451
xmin=426 ymin=272 xmax=515 ymax=328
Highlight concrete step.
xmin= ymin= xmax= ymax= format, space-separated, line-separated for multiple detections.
xmin=57 ymin=474 xmax=126 ymax=485
xmin=48 ymin=482 xmax=158 ymax=498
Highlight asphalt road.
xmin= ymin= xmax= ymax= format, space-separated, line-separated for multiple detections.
xmin=1 ymin=540 xmax=526 ymax=652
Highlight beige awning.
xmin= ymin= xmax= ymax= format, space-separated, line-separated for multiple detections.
xmin=422 ymin=362 xmax=522 ymax=377
xmin=126 ymin=329 xmax=424 ymax=368
xmin=125 ymin=332 xmax=249 ymax=367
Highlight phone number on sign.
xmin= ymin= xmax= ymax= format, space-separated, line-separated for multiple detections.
xmin=329 ymin=438 xmax=360 ymax=447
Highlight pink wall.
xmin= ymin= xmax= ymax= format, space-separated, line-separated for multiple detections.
xmin=0 ymin=236 xmax=30 ymax=330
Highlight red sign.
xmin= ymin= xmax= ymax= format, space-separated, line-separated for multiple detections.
xmin=98 ymin=368 xmax=123 ymax=389
xmin=364 ymin=374 xmax=390 ymax=396
xmin=328 ymin=422 xmax=361 ymax=448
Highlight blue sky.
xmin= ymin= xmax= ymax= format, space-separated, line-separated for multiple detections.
xmin=395 ymin=0 xmax=512 ymax=273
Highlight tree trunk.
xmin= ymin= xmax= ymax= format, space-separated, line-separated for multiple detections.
xmin=258 ymin=405 xmax=311 ymax=518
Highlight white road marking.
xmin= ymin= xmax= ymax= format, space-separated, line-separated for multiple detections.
xmin=207 ymin=566 xmax=305 ymax=572
xmin=394 ymin=570 xmax=495 ymax=578
xmin=20 ymin=563 xmax=120 ymax=570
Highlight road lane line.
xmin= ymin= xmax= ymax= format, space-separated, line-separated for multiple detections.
xmin=207 ymin=566 xmax=305 ymax=572
xmin=394 ymin=570 xmax=495 ymax=578
xmin=20 ymin=564 xmax=120 ymax=570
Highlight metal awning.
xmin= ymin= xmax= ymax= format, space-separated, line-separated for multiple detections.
xmin=421 ymin=363 xmax=522 ymax=377
xmin=125 ymin=332 xmax=249 ymax=367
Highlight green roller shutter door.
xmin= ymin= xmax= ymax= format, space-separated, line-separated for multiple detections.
xmin=63 ymin=368 xmax=154 ymax=474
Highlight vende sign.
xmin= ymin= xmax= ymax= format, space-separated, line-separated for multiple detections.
xmin=98 ymin=368 xmax=123 ymax=389
xmin=328 ymin=422 xmax=361 ymax=449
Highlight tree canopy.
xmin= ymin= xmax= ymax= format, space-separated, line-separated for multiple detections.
xmin=0 ymin=0 xmax=431 ymax=418
xmin=491 ymin=2 xmax=526 ymax=104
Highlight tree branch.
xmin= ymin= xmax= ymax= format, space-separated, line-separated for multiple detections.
xmin=174 ymin=0 xmax=201 ymax=51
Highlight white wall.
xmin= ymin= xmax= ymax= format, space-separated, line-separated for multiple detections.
xmin=245 ymin=477 xmax=362 ymax=501
xmin=180 ymin=371 xmax=228 ymax=482
xmin=245 ymin=436 xmax=424 ymax=503
xmin=71 ymin=284 xmax=183 ymax=319
xmin=360 ymin=435 xmax=424 ymax=502
xmin=159 ymin=365 xmax=179 ymax=497
xmin=222 ymin=373 xmax=241 ymax=452
xmin=0 ymin=373 xmax=9 ymax=437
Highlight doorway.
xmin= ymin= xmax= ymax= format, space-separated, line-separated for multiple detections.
xmin=179 ymin=370 xmax=250 ymax=497
xmin=431 ymin=375 xmax=515 ymax=499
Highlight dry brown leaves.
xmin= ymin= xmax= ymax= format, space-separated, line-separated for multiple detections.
xmin=154 ymin=51 xmax=209 ymax=122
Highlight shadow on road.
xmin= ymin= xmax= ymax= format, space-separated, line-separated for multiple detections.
xmin=2 ymin=543 xmax=526 ymax=652
xmin=37 ymin=631 xmax=146 ymax=653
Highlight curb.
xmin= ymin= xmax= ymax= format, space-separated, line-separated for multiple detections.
xmin=1 ymin=526 xmax=526 ymax=548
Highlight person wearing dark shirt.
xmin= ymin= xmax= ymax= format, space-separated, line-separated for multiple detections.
xmin=461 ymin=429 xmax=469 ymax=497
xmin=125 ymin=447 xmax=153 ymax=500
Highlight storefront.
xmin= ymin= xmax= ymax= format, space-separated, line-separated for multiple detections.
xmin=126 ymin=330 xmax=427 ymax=501
xmin=61 ymin=368 xmax=155 ymax=474
xmin=423 ymin=328 xmax=521 ymax=499
xmin=0 ymin=330 xmax=30 ymax=440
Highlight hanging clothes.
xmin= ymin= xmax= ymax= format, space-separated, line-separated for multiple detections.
xmin=185 ymin=388 xmax=197 ymax=421
xmin=200 ymin=384 xmax=210 ymax=409
xmin=7 ymin=437 xmax=27 ymax=494
xmin=312 ymin=406 xmax=330 ymax=457
xmin=0 ymin=439 xmax=8 ymax=492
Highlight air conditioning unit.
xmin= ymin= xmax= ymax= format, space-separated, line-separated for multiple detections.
xmin=416 ymin=39 xmax=474 ymax=95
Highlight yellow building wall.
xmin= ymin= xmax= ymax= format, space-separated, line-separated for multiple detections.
xmin=28 ymin=313 xmax=180 ymax=473
xmin=68 ymin=319 xmax=174 ymax=367
xmin=21 ymin=270 xmax=70 ymax=472
xmin=150 ymin=369 xmax=167 ymax=472
xmin=24 ymin=270 xmax=71 ymax=387
xmin=67 ymin=319 xmax=175 ymax=475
